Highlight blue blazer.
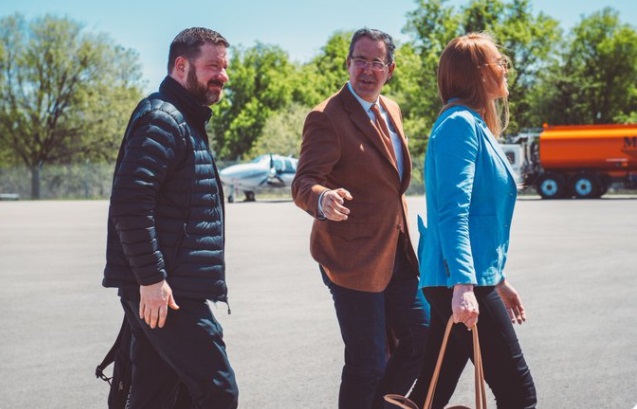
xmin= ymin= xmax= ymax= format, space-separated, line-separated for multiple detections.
xmin=419 ymin=105 xmax=518 ymax=288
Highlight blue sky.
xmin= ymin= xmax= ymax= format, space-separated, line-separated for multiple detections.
xmin=1 ymin=0 xmax=635 ymax=91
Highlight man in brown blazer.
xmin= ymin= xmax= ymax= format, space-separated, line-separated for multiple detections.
xmin=292 ymin=28 xmax=430 ymax=409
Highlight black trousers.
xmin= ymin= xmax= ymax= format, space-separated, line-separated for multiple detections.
xmin=322 ymin=235 xmax=430 ymax=409
xmin=120 ymin=295 xmax=238 ymax=409
xmin=409 ymin=286 xmax=536 ymax=409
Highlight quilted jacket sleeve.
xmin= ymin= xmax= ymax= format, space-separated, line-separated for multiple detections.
xmin=109 ymin=106 xmax=185 ymax=286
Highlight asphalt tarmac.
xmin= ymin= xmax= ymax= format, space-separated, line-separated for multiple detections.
xmin=1 ymin=195 xmax=636 ymax=409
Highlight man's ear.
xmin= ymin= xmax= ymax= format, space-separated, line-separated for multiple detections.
xmin=171 ymin=56 xmax=189 ymax=81
xmin=385 ymin=62 xmax=396 ymax=83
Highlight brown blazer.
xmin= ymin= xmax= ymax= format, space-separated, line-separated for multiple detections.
xmin=292 ymin=84 xmax=419 ymax=292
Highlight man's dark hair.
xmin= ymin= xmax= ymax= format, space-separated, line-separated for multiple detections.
xmin=167 ymin=27 xmax=229 ymax=73
xmin=348 ymin=28 xmax=396 ymax=64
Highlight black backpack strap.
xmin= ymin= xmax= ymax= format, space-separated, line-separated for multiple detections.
xmin=95 ymin=316 xmax=129 ymax=384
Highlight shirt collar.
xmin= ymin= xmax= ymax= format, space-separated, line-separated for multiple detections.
xmin=347 ymin=82 xmax=379 ymax=113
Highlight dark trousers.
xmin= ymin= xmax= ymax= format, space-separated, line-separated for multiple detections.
xmin=409 ymin=286 xmax=536 ymax=409
xmin=322 ymin=241 xmax=430 ymax=409
xmin=120 ymin=295 xmax=238 ymax=409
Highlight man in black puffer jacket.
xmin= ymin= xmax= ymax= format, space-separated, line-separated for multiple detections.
xmin=103 ymin=27 xmax=238 ymax=409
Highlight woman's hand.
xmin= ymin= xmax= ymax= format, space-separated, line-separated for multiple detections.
xmin=496 ymin=279 xmax=527 ymax=324
xmin=452 ymin=284 xmax=479 ymax=329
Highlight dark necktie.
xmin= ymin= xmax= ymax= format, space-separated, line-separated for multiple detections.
xmin=370 ymin=104 xmax=397 ymax=164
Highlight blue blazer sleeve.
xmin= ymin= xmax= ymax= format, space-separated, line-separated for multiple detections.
xmin=429 ymin=113 xmax=479 ymax=285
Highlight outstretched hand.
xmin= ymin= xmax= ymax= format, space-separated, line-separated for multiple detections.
xmin=321 ymin=188 xmax=353 ymax=221
xmin=139 ymin=280 xmax=180 ymax=329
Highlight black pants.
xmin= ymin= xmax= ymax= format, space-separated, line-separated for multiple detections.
xmin=121 ymin=295 xmax=238 ymax=409
xmin=322 ymin=236 xmax=430 ymax=409
xmin=409 ymin=286 xmax=536 ymax=409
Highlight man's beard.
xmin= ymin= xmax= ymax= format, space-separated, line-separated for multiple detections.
xmin=186 ymin=66 xmax=223 ymax=106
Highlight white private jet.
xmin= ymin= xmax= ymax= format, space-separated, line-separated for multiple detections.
xmin=219 ymin=154 xmax=298 ymax=203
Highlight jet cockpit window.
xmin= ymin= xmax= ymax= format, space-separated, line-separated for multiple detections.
xmin=273 ymin=158 xmax=284 ymax=172
xmin=283 ymin=159 xmax=296 ymax=173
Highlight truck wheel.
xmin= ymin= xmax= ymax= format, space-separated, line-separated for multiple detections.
xmin=570 ymin=174 xmax=600 ymax=199
xmin=536 ymin=173 xmax=565 ymax=199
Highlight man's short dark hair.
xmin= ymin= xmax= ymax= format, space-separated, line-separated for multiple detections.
xmin=167 ymin=27 xmax=229 ymax=73
xmin=348 ymin=28 xmax=396 ymax=64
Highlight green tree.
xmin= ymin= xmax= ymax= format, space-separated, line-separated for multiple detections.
xmin=461 ymin=0 xmax=561 ymax=133
xmin=400 ymin=0 xmax=561 ymax=141
xmin=0 ymin=14 xmax=144 ymax=199
xmin=298 ymin=31 xmax=352 ymax=107
xmin=240 ymin=32 xmax=350 ymax=159
xmin=248 ymin=102 xmax=309 ymax=158
xmin=211 ymin=43 xmax=298 ymax=159
xmin=0 ymin=142 xmax=10 ymax=166
xmin=399 ymin=0 xmax=461 ymax=157
xmin=385 ymin=43 xmax=432 ymax=189
xmin=530 ymin=8 xmax=637 ymax=124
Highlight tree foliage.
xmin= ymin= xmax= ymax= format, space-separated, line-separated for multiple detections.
xmin=397 ymin=0 xmax=461 ymax=158
xmin=237 ymin=1 xmax=636 ymax=165
xmin=248 ymin=102 xmax=309 ymax=158
xmin=300 ymin=31 xmax=352 ymax=106
xmin=398 ymin=0 xmax=561 ymax=146
xmin=461 ymin=0 xmax=562 ymax=133
xmin=211 ymin=33 xmax=352 ymax=161
xmin=210 ymin=43 xmax=300 ymax=159
xmin=3 ymin=3 xmax=637 ymax=199
xmin=528 ymin=8 xmax=637 ymax=124
xmin=0 ymin=13 xmax=144 ymax=198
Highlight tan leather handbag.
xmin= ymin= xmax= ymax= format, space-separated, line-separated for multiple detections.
xmin=384 ymin=316 xmax=487 ymax=409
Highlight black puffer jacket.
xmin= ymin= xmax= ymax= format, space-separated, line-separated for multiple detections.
xmin=103 ymin=76 xmax=227 ymax=302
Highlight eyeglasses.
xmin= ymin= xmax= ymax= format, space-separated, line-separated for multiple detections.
xmin=350 ymin=57 xmax=390 ymax=71
xmin=480 ymin=57 xmax=511 ymax=70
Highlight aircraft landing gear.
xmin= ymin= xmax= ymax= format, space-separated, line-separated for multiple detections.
xmin=227 ymin=185 xmax=236 ymax=203
xmin=244 ymin=191 xmax=256 ymax=202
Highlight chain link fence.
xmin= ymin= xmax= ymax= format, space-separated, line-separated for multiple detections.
xmin=0 ymin=163 xmax=115 ymax=200
xmin=0 ymin=160 xmax=425 ymax=201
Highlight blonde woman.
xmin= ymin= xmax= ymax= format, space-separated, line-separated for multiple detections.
xmin=391 ymin=33 xmax=537 ymax=408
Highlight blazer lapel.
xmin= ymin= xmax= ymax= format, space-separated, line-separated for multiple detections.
xmin=483 ymin=130 xmax=517 ymax=183
xmin=380 ymin=97 xmax=411 ymax=191
xmin=340 ymin=87 xmax=399 ymax=174
xmin=462 ymin=105 xmax=517 ymax=186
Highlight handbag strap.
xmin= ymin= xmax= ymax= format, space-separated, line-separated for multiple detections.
xmin=422 ymin=317 xmax=487 ymax=409
xmin=472 ymin=320 xmax=487 ymax=409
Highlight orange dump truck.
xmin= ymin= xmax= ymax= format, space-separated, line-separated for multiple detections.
xmin=501 ymin=123 xmax=637 ymax=198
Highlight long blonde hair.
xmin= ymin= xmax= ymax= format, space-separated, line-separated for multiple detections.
xmin=437 ymin=32 xmax=509 ymax=137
